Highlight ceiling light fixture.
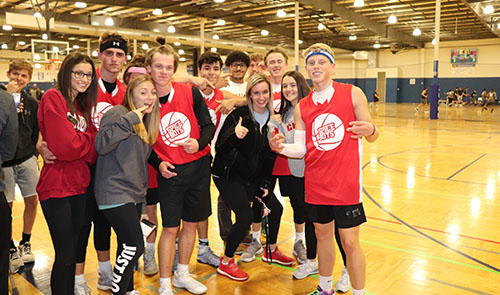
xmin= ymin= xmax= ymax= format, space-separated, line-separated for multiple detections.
xmin=180 ymin=57 xmax=186 ymax=62
xmin=34 ymin=12 xmax=42 ymax=18
xmin=277 ymin=9 xmax=286 ymax=17
xmin=18 ymin=41 xmax=26 ymax=46
xmin=261 ymin=29 xmax=269 ymax=36
xmin=35 ymin=63 xmax=42 ymax=69
xmin=152 ymin=8 xmax=162 ymax=16
xmin=216 ymin=19 xmax=226 ymax=26
xmin=388 ymin=15 xmax=397 ymax=24
xmin=349 ymin=35 xmax=357 ymax=40
xmin=1 ymin=43 xmax=8 ymax=49
xmin=483 ymin=5 xmax=494 ymax=15
xmin=142 ymin=43 xmax=149 ymax=50
xmin=92 ymin=50 xmax=98 ymax=57
xmin=73 ymin=45 xmax=80 ymax=49
xmin=52 ymin=46 xmax=59 ymax=53
xmin=373 ymin=43 xmax=381 ymax=49
xmin=2 ymin=25 xmax=13 ymax=31
xmin=413 ymin=28 xmax=421 ymax=36
xmin=211 ymin=47 xmax=217 ymax=52
xmin=168 ymin=25 xmax=176 ymax=33
xmin=318 ymin=23 xmax=326 ymax=30
xmin=178 ymin=49 xmax=184 ymax=55
xmin=432 ymin=38 xmax=436 ymax=45
xmin=298 ymin=40 xmax=303 ymax=44
xmin=127 ymin=55 xmax=132 ymax=60
xmin=214 ymin=0 xmax=225 ymax=3
xmin=105 ymin=17 xmax=114 ymax=26
xmin=174 ymin=42 xmax=181 ymax=46
xmin=75 ymin=2 xmax=87 ymax=8
xmin=42 ymin=33 xmax=48 ymax=40
xmin=213 ymin=34 xmax=220 ymax=40
xmin=34 ymin=54 xmax=41 ymax=60
xmin=354 ymin=0 xmax=364 ymax=8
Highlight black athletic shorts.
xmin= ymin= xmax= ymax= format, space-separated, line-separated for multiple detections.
xmin=157 ymin=155 xmax=212 ymax=227
xmin=307 ymin=202 xmax=366 ymax=228
xmin=146 ymin=188 xmax=159 ymax=206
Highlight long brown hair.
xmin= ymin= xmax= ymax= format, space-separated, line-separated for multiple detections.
xmin=279 ymin=71 xmax=311 ymax=119
xmin=122 ymin=75 xmax=160 ymax=145
xmin=56 ymin=52 xmax=97 ymax=124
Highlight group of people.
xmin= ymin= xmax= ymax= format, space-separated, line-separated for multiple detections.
xmin=0 ymin=30 xmax=379 ymax=295
xmin=445 ymin=87 xmax=497 ymax=111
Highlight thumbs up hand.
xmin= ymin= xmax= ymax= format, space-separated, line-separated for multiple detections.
xmin=234 ymin=117 xmax=249 ymax=139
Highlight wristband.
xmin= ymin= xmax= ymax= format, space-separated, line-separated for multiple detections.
xmin=370 ymin=123 xmax=376 ymax=136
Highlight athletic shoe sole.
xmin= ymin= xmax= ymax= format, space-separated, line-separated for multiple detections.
xmin=196 ymin=258 xmax=219 ymax=268
xmin=261 ymin=256 xmax=294 ymax=266
xmin=216 ymin=267 xmax=249 ymax=281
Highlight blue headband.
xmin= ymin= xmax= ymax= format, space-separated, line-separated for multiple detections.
xmin=305 ymin=50 xmax=335 ymax=64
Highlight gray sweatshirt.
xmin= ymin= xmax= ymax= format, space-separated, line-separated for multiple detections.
xmin=267 ymin=105 xmax=305 ymax=177
xmin=0 ymin=89 xmax=18 ymax=192
xmin=94 ymin=105 xmax=152 ymax=206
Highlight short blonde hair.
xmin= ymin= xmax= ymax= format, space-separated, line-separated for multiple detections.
xmin=9 ymin=59 xmax=33 ymax=78
xmin=249 ymin=53 xmax=264 ymax=62
xmin=145 ymin=44 xmax=179 ymax=73
xmin=303 ymin=43 xmax=335 ymax=60
xmin=246 ymin=74 xmax=273 ymax=117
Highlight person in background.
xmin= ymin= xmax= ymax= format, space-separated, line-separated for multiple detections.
xmin=123 ymin=54 xmax=147 ymax=86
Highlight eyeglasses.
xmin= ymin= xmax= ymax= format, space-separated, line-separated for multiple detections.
xmin=230 ymin=62 xmax=247 ymax=69
xmin=72 ymin=71 xmax=94 ymax=80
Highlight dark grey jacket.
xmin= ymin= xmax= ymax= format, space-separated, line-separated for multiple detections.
xmin=0 ymin=89 xmax=18 ymax=192
xmin=94 ymin=105 xmax=151 ymax=206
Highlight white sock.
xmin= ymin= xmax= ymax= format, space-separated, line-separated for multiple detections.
xmin=295 ymin=231 xmax=305 ymax=242
xmin=252 ymin=231 xmax=260 ymax=241
xmin=74 ymin=274 xmax=85 ymax=284
xmin=98 ymin=260 xmax=112 ymax=274
xmin=319 ymin=275 xmax=333 ymax=293
xmin=160 ymin=277 xmax=171 ymax=290
xmin=352 ymin=288 xmax=365 ymax=295
xmin=177 ymin=263 xmax=189 ymax=274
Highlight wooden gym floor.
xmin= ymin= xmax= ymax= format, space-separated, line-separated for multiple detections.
xmin=9 ymin=103 xmax=500 ymax=295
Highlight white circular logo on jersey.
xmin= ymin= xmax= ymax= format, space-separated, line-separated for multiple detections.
xmin=311 ymin=113 xmax=344 ymax=151
xmin=160 ymin=112 xmax=191 ymax=147
xmin=273 ymin=99 xmax=281 ymax=113
xmin=67 ymin=112 xmax=88 ymax=132
xmin=91 ymin=102 xmax=114 ymax=129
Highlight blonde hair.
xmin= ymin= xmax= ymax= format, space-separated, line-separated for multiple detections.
xmin=245 ymin=74 xmax=273 ymax=117
xmin=303 ymin=43 xmax=336 ymax=60
xmin=144 ymin=37 xmax=179 ymax=72
xmin=264 ymin=46 xmax=288 ymax=64
xmin=122 ymin=75 xmax=160 ymax=145
xmin=9 ymin=59 xmax=33 ymax=78
xmin=249 ymin=53 xmax=264 ymax=62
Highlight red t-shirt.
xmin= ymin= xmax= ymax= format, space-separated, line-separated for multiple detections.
xmin=37 ymin=89 xmax=97 ymax=200
xmin=300 ymin=81 xmax=362 ymax=205
xmin=153 ymin=82 xmax=210 ymax=165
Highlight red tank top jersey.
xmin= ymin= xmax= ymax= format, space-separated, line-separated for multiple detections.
xmin=91 ymin=69 xmax=127 ymax=129
xmin=148 ymin=164 xmax=158 ymax=189
xmin=203 ymin=88 xmax=223 ymax=132
xmin=153 ymin=82 xmax=210 ymax=165
xmin=271 ymin=90 xmax=291 ymax=176
xmin=299 ymin=81 xmax=362 ymax=206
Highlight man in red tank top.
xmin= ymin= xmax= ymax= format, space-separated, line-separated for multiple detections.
xmin=270 ymin=43 xmax=379 ymax=295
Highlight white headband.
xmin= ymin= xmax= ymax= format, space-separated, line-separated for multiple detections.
xmin=305 ymin=49 xmax=335 ymax=64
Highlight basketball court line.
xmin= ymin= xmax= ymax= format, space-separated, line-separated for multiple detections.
xmin=446 ymin=153 xmax=486 ymax=180
xmin=427 ymin=278 xmax=493 ymax=295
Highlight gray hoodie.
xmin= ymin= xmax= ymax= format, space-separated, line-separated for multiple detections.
xmin=94 ymin=105 xmax=152 ymax=206
xmin=0 ymin=89 xmax=18 ymax=192
xmin=267 ymin=105 xmax=305 ymax=177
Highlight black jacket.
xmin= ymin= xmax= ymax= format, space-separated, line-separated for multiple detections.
xmin=1 ymin=85 xmax=39 ymax=167
xmin=212 ymin=106 xmax=276 ymax=189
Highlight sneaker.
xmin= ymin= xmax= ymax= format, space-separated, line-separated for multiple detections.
xmin=173 ymin=270 xmax=207 ymax=294
xmin=158 ymin=287 xmax=173 ymax=295
xmin=241 ymin=233 xmax=252 ymax=245
xmin=143 ymin=246 xmax=158 ymax=275
xmin=292 ymin=239 xmax=307 ymax=264
xmin=126 ymin=290 xmax=140 ymax=295
xmin=97 ymin=270 xmax=113 ymax=291
xmin=196 ymin=245 xmax=220 ymax=268
xmin=335 ymin=267 xmax=351 ymax=293
xmin=9 ymin=247 xmax=24 ymax=273
xmin=217 ymin=257 xmax=249 ymax=281
xmin=74 ymin=279 xmax=91 ymax=295
xmin=262 ymin=246 xmax=294 ymax=266
xmin=415 ymin=107 xmax=419 ymax=111
xmin=307 ymin=286 xmax=334 ymax=295
xmin=234 ymin=244 xmax=245 ymax=255
xmin=19 ymin=242 xmax=35 ymax=263
xmin=293 ymin=260 xmax=318 ymax=280
xmin=241 ymin=239 xmax=262 ymax=262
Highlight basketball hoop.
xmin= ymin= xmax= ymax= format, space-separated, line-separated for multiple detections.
xmin=47 ymin=58 xmax=61 ymax=71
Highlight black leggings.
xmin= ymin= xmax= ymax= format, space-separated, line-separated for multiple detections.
xmin=76 ymin=171 xmax=111 ymax=263
xmin=0 ymin=192 xmax=11 ymax=294
xmin=102 ymin=203 xmax=144 ymax=295
xmin=334 ymin=223 xmax=347 ymax=266
xmin=41 ymin=194 xmax=86 ymax=295
xmin=215 ymin=176 xmax=283 ymax=258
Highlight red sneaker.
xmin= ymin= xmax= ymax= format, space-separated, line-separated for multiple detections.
xmin=262 ymin=246 xmax=295 ymax=265
xmin=217 ymin=257 xmax=249 ymax=281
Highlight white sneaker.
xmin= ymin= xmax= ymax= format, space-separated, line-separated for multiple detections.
xmin=158 ymin=287 xmax=173 ymax=295
xmin=335 ymin=267 xmax=351 ymax=293
xmin=143 ymin=246 xmax=158 ymax=275
xmin=19 ymin=242 xmax=35 ymax=263
xmin=74 ymin=279 xmax=91 ymax=295
xmin=241 ymin=239 xmax=262 ymax=262
xmin=173 ymin=271 xmax=207 ymax=294
xmin=126 ymin=290 xmax=140 ymax=295
xmin=292 ymin=260 xmax=318 ymax=280
xmin=9 ymin=247 xmax=24 ymax=273
xmin=97 ymin=270 xmax=113 ymax=291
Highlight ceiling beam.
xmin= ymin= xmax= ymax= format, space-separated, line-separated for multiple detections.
xmin=458 ymin=0 xmax=500 ymax=38
xmin=298 ymin=0 xmax=424 ymax=48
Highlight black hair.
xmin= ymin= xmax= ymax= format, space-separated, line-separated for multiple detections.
xmin=225 ymin=51 xmax=250 ymax=67
xmin=198 ymin=51 xmax=223 ymax=69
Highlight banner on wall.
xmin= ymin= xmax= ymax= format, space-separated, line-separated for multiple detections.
xmin=451 ymin=49 xmax=477 ymax=67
